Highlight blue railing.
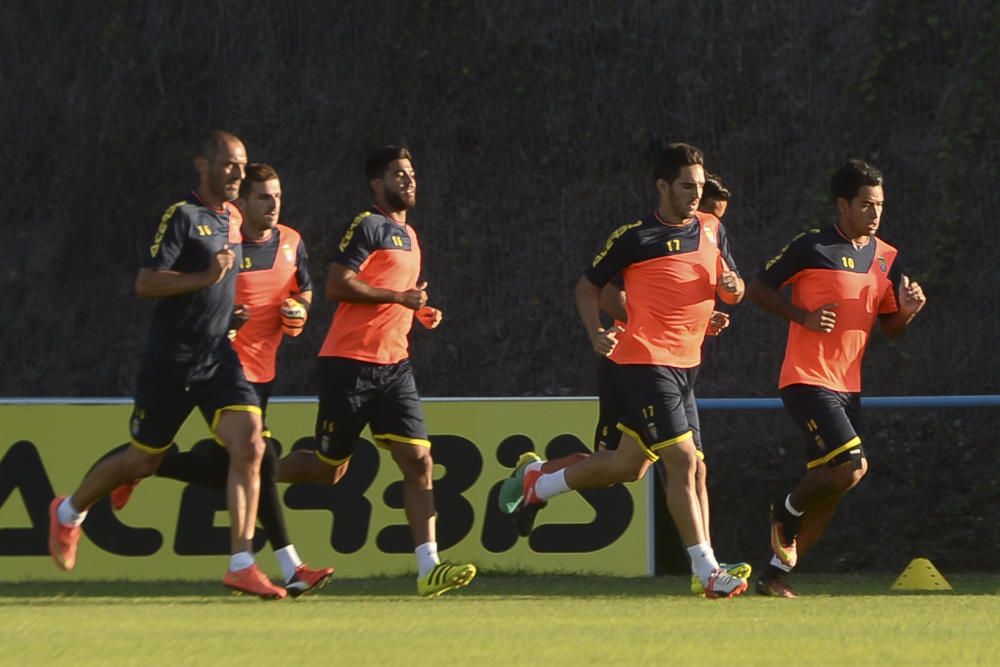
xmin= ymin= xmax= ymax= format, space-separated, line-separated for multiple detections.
xmin=697 ymin=395 xmax=1000 ymax=410
xmin=2 ymin=395 xmax=999 ymax=407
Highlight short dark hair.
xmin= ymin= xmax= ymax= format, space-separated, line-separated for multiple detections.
xmin=365 ymin=145 xmax=413 ymax=182
xmin=703 ymin=172 xmax=731 ymax=202
xmin=830 ymin=159 xmax=883 ymax=203
xmin=239 ymin=163 xmax=280 ymax=199
xmin=196 ymin=130 xmax=242 ymax=162
xmin=653 ymin=142 xmax=704 ymax=184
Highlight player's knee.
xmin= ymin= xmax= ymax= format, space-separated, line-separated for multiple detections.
xmin=133 ymin=458 xmax=161 ymax=478
xmin=829 ymin=450 xmax=868 ymax=492
xmin=411 ymin=453 xmax=434 ymax=488
xmin=671 ymin=447 xmax=699 ymax=471
xmin=695 ymin=458 xmax=708 ymax=491
xmin=619 ymin=457 xmax=649 ymax=483
xmin=249 ymin=436 xmax=267 ymax=465
xmin=626 ymin=467 xmax=647 ymax=483
xmin=395 ymin=447 xmax=433 ymax=487
xmin=608 ymin=443 xmax=650 ymax=482
xmin=277 ymin=448 xmax=341 ymax=485
xmin=217 ymin=413 xmax=265 ymax=466
xmin=847 ymin=456 xmax=869 ymax=488
xmin=227 ymin=436 xmax=266 ymax=470
xmin=328 ymin=460 xmax=350 ymax=485
xmin=125 ymin=447 xmax=167 ymax=478
xmin=661 ymin=447 xmax=698 ymax=484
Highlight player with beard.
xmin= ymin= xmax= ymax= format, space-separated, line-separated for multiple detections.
xmin=507 ymin=144 xmax=749 ymax=599
xmin=276 ymin=145 xmax=476 ymax=597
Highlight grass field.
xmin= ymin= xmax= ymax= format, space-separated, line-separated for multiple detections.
xmin=1 ymin=573 xmax=998 ymax=666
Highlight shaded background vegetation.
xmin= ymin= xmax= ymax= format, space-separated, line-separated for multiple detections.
xmin=2 ymin=1 xmax=997 ymax=569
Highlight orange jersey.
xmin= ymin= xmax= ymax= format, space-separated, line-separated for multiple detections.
xmin=232 ymin=224 xmax=312 ymax=382
xmin=320 ymin=208 xmax=421 ymax=364
xmin=758 ymin=225 xmax=901 ymax=392
xmin=585 ymin=211 xmax=739 ymax=368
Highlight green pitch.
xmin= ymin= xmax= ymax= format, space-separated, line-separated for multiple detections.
xmin=1 ymin=574 xmax=997 ymax=666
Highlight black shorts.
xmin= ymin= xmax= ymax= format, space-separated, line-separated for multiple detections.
xmin=314 ymin=356 xmax=429 ymax=465
xmin=779 ymin=383 xmax=864 ymax=469
xmin=130 ymin=347 xmax=261 ymax=452
xmin=250 ymin=381 xmax=274 ymax=436
xmin=616 ymin=364 xmax=702 ymax=460
xmin=594 ymin=356 xmax=627 ymax=451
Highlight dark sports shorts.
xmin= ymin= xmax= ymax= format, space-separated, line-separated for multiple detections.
xmin=779 ymin=383 xmax=864 ymax=469
xmin=616 ymin=364 xmax=703 ymax=461
xmin=250 ymin=381 xmax=274 ymax=436
xmin=594 ymin=356 xmax=627 ymax=451
xmin=314 ymin=356 xmax=429 ymax=466
xmin=129 ymin=347 xmax=261 ymax=452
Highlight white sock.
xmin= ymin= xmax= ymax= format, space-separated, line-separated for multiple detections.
xmin=415 ymin=541 xmax=439 ymax=578
xmin=275 ymin=545 xmax=303 ymax=583
xmin=525 ymin=460 xmax=544 ymax=474
xmin=769 ymin=555 xmax=793 ymax=572
xmin=57 ymin=497 xmax=87 ymax=527
xmin=535 ymin=469 xmax=571 ymax=502
xmin=687 ymin=542 xmax=720 ymax=583
xmin=785 ymin=495 xmax=804 ymax=516
xmin=229 ymin=551 xmax=255 ymax=572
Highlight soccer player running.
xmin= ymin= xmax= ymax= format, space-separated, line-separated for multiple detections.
xmin=110 ymin=163 xmax=334 ymax=598
xmin=511 ymin=143 xmax=749 ymax=599
xmin=276 ymin=145 xmax=476 ymax=597
xmin=747 ymin=159 xmax=926 ymax=598
xmin=596 ymin=172 xmax=747 ymax=594
xmin=522 ymin=172 xmax=741 ymax=593
xmin=593 ymin=172 xmax=733 ymax=448
xmin=592 ymin=172 xmax=733 ymax=443
xmin=48 ymin=131 xmax=281 ymax=597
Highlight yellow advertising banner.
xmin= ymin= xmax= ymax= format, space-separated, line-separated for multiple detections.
xmin=0 ymin=400 xmax=649 ymax=580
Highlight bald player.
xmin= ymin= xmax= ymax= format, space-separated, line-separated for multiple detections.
xmin=110 ymin=163 xmax=333 ymax=598
xmin=48 ymin=131 xmax=280 ymax=598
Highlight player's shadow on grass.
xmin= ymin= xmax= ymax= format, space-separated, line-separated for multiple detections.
xmin=4 ymin=574 xmax=996 ymax=600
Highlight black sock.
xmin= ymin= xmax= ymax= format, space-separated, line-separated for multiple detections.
xmin=156 ymin=443 xmax=228 ymax=487
xmin=771 ymin=494 xmax=802 ymax=538
xmin=763 ymin=563 xmax=790 ymax=582
xmin=259 ymin=439 xmax=291 ymax=551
